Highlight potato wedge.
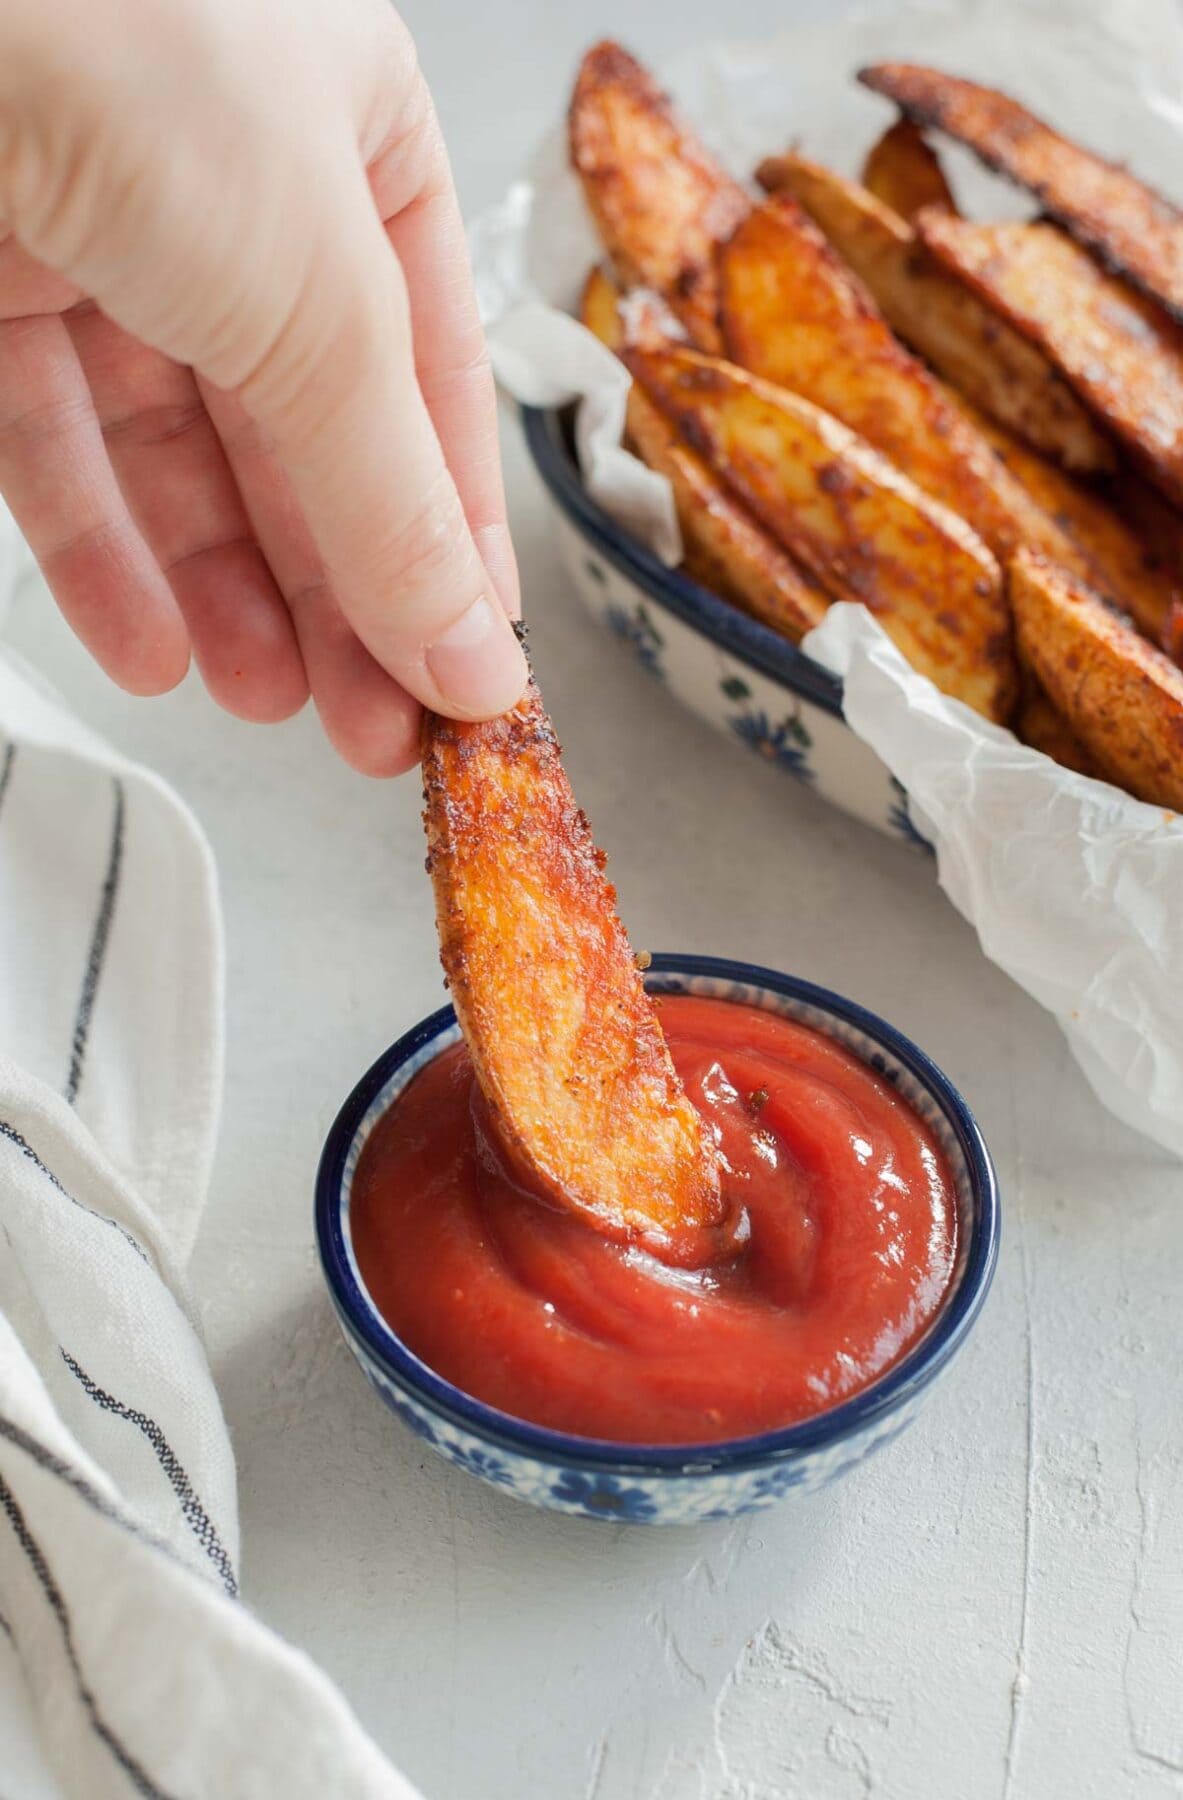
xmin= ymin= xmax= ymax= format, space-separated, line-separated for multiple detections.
xmin=1014 ymin=677 xmax=1099 ymax=778
xmin=422 ymin=674 xmax=725 ymax=1262
xmin=1010 ymin=551 xmax=1183 ymax=809
xmin=626 ymin=343 xmax=1013 ymax=720
xmin=719 ymin=193 xmax=1095 ymax=573
xmin=859 ymin=64 xmax=1183 ymax=322
xmin=961 ymin=405 xmax=1178 ymax=643
xmin=569 ymin=41 xmax=749 ymax=351
xmin=916 ymin=211 xmax=1183 ymax=510
xmin=861 ymin=118 xmax=956 ymax=221
xmin=755 ymin=153 xmax=1112 ymax=476
xmin=580 ymin=265 xmax=829 ymax=641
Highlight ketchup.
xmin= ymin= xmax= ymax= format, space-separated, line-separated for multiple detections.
xmin=351 ymin=996 xmax=957 ymax=1445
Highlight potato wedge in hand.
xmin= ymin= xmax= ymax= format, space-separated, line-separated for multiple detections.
xmin=569 ymin=40 xmax=748 ymax=350
xmin=861 ymin=118 xmax=956 ymax=221
xmin=422 ymin=673 xmax=726 ymax=1264
xmin=627 ymin=344 xmax=1013 ymax=720
xmin=580 ymin=266 xmax=829 ymax=642
xmin=756 ymin=154 xmax=1112 ymax=476
xmin=859 ymin=64 xmax=1183 ymax=322
xmin=719 ymin=193 xmax=1090 ymax=575
xmin=916 ymin=211 xmax=1183 ymax=510
xmin=1010 ymin=552 xmax=1183 ymax=810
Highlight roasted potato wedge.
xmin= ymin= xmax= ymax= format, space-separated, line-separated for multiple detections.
xmin=861 ymin=118 xmax=956 ymax=221
xmin=569 ymin=41 xmax=749 ymax=351
xmin=859 ymin=64 xmax=1183 ymax=322
xmin=960 ymin=405 xmax=1177 ymax=643
xmin=422 ymin=675 xmax=726 ymax=1262
xmin=916 ymin=211 xmax=1183 ymax=510
xmin=1010 ymin=551 xmax=1183 ymax=810
xmin=626 ymin=343 xmax=1013 ymax=720
xmin=1014 ymin=678 xmax=1099 ymax=778
xmin=581 ymin=265 xmax=828 ymax=641
xmin=755 ymin=154 xmax=1112 ymax=476
xmin=719 ymin=193 xmax=1096 ymax=574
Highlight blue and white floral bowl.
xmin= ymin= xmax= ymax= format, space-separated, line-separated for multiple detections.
xmin=522 ymin=405 xmax=933 ymax=852
xmin=316 ymin=956 xmax=999 ymax=1526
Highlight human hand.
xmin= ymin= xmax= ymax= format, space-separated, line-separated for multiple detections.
xmin=0 ymin=0 xmax=527 ymax=774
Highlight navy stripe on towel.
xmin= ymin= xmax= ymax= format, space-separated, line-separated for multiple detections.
xmin=66 ymin=777 xmax=125 ymax=1105
xmin=61 ymin=1351 xmax=236 ymax=1597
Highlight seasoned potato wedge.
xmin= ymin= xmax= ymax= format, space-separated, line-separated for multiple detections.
xmin=422 ymin=676 xmax=725 ymax=1262
xmin=569 ymin=41 xmax=749 ymax=351
xmin=719 ymin=193 xmax=1094 ymax=572
xmin=1010 ymin=552 xmax=1183 ymax=809
xmin=961 ymin=405 xmax=1178 ymax=643
xmin=755 ymin=154 xmax=1112 ymax=475
xmin=917 ymin=211 xmax=1183 ymax=509
xmin=578 ymin=264 xmax=683 ymax=354
xmin=580 ymin=265 xmax=828 ymax=641
xmin=1014 ymin=678 xmax=1099 ymax=778
xmin=861 ymin=118 xmax=956 ymax=221
xmin=626 ymin=343 xmax=1014 ymax=720
xmin=859 ymin=64 xmax=1183 ymax=322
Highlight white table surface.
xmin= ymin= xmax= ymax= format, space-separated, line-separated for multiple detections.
xmin=8 ymin=4 xmax=1183 ymax=1795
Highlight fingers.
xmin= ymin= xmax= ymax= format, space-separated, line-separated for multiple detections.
xmin=198 ymin=377 xmax=422 ymax=775
xmin=0 ymin=312 xmax=189 ymax=693
xmin=370 ymin=93 xmax=521 ymax=623
xmin=234 ymin=165 xmax=527 ymax=724
xmin=64 ymin=307 xmax=308 ymax=724
xmin=0 ymin=233 xmax=83 ymax=318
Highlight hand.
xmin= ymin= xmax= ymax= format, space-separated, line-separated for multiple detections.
xmin=0 ymin=0 xmax=527 ymax=774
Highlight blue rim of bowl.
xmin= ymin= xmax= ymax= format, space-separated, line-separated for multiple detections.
xmin=316 ymin=953 xmax=1000 ymax=1478
xmin=520 ymin=403 xmax=846 ymax=721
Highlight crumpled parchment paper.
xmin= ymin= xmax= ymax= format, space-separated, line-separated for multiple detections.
xmin=469 ymin=0 xmax=1183 ymax=1158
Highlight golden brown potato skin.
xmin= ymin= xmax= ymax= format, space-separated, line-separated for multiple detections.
xmin=859 ymin=63 xmax=1183 ymax=322
xmin=422 ymin=679 xmax=727 ymax=1264
xmin=960 ymin=404 xmax=1178 ymax=644
xmin=569 ymin=41 xmax=749 ymax=351
xmin=861 ymin=118 xmax=956 ymax=222
xmin=580 ymin=264 xmax=828 ymax=642
xmin=1010 ymin=551 xmax=1183 ymax=810
xmin=719 ymin=194 xmax=1100 ymax=580
xmin=1014 ymin=677 xmax=1099 ymax=778
xmin=627 ymin=343 xmax=1014 ymax=720
xmin=756 ymin=153 xmax=1112 ymax=476
xmin=916 ymin=210 xmax=1183 ymax=510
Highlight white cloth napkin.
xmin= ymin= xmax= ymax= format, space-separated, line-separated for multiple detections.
xmin=0 ymin=527 xmax=420 ymax=1798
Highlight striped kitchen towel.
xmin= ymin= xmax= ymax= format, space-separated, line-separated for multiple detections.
xmin=0 ymin=536 xmax=419 ymax=1797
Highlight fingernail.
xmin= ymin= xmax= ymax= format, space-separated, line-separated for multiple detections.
xmin=425 ymin=594 xmax=528 ymax=717
xmin=475 ymin=522 xmax=522 ymax=622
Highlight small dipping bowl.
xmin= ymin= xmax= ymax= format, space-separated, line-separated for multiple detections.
xmin=316 ymin=955 xmax=999 ymax=1526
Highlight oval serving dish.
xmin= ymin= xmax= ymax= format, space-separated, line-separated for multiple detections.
xmin=521 ymin=405 xmax=933 ymax=852
xmin=316 ymin=954 xmax=999 ymax=1527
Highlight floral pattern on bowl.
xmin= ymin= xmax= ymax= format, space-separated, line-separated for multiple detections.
xmin=316 ymin=956 xmax=999 ymax=1527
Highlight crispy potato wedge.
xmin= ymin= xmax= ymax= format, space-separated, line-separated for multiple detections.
xmin=719 ymin=193 xmax=1094 ymax=573
xmin=859 ymin=64 xmax=1183 ymax=322
xmin=569 ymin=41 xmax=749 ymax=351
xmin=961 ymin=405 xmax=1178 ymax=643
xmin=1106 ymin=468 xmax=1183 ymax=583
xmin=1014 ymin=677 xmax=1099 ymax=778
xmin=1010 ymin=551 xmax=1183 ymax=809
xmin=624 ymin=384 xmax=829 ymax=641
xmin=916 ymin=210 xmax=1183 ymax=509
xmin=755 ymin=153 xmax=1112 ymax=476
xmin=861 ymin=118 xmax=956 ymax=221
xmin=580 ymin=265 xmax=829 ymax=641
xmin=626 ymin=343 xmax=1013 ymax=720
xmin=422 ymin=675 xmax=725 ymax=1263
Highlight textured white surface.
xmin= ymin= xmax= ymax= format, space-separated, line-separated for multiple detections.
xmin=6 ymin=2 xmax=1183 ymax=1794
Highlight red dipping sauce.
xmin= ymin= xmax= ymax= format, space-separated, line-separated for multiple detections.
xmin=351 ymin=996 xmax=958 ymax=1446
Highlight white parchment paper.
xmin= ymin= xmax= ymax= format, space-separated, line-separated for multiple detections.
xmin=470 ymin=0 xmax=1183 ymax=1157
